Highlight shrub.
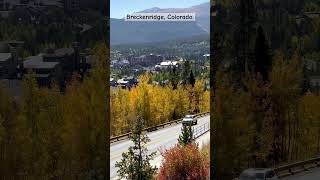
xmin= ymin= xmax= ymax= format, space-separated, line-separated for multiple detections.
xmin=158 ymin=143 xmax=210 ymax=180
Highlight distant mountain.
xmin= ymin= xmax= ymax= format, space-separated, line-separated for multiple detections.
xmin=112 ymin=34 xmax=209 ymax=60
xmin=110 ymin=2 xmax=210 ymax=45
xmin=138 ymin=2 xmax=210 ymax=30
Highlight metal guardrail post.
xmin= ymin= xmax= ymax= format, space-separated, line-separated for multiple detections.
xmin=192 ymin=122 xmax=210 ymax=140
xmin=272 ymin=156 xmax=320 ymax=178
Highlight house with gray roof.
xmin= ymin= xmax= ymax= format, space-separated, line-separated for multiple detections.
xmin=23 ymin=55 xmax=63 ymax=86
xmin=0 ymin=47 xmax=19 ymax=79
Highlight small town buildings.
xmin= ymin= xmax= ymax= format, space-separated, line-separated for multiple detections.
xmin=155 ymin=61 xmax=179 ymax=71
xmin=129 ymin=54 xmax=164 ymax=66
xmin=63 ymin=0 xmax=80 ymax=13
xmin=0 ymin=53 xmax=17 ymax=79
xmin=110 ymin=76 xmax=139 ymax=89
xmin=203 ymin=54 xmax=210 ymax=58
xmin=20 ymin=42 xmax=90 ymax=87
xmin=154 ymin=60 xmax=184 ymax=71
xmin=23 ymin=55 xmax=63 ymax=86
xmin=43 ymin=47 xmax=79 ymax=72
xmin=110 ymin=78 xmax=116 ymax=87
xmin=0 ymin=47 xmax=19 ymax=79
xmin=111 ymin=59 xmax=130 ymax=67
xmin=117 ymin=76 xmax=138 ymax=89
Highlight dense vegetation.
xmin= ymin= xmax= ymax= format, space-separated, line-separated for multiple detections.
xmin=158 ymin=143 xmax=210 ymax=179
xmin=156 ymin=118 xmax=210 ymax=179
xmin=212 ymin=0 xmax=320 ymax=179
xmin=110 ymin=75 xmax=210 ymax=137
xmin=0 ymin=9 xmax=107 ymax=56
xmin=111 ymin=35 xmax=209 ymax=61
xmin=0 ymin=42 xmax=108 ymax=179
xmin=111 ymin=55 xmax=210 ymax=85
xmin=115 ymin=113 xmax=157 ymax=180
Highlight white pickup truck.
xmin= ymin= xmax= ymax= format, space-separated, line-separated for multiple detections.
xmin=182 ymin=114 xmax=198 ymax=126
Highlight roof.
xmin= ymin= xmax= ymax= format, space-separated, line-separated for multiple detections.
xmin=160 ymin=61 xmax=178 ymax=66
xmin=242 ymin=168 xmax=273 ymax=174
xmin=125 ymin=76 xmax=135 ymax=80
xmin=24 ymin=55 xmax=59 ymax=69
xmin=120 ymin=60 xmax=130 ymax=64
xmin=35 ymin=74 xmax=50 ymax=78
xmin=4 ymin=0 xmax=62 ymax=8
xmin=0 ymin=53 xmax=12 ymax=62
xmin=137 ymin=55 xmax=146 ymax=58
xmin=117 ymin=79 xmax=129 ymax=84
xmin=3 ymin=40 xmax=25 ymax=44
xmin=77 ymin=24 xmax=93 ymax=33
xmin=39 ymin=0 xmax=63 ymax=7
xmin=44 ymin=48 xmax=74 ymax=58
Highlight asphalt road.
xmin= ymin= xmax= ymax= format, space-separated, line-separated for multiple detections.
xmin=110 ymin=115 xmax=210 ymax=179
xmin=282 ymin=168 xmax=320 ymax=180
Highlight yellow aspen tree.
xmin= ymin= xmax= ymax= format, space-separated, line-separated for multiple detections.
xmin=22 ymin=72 xmax=47 ymax=177
xmin=194 ymin=79 xmax=205 ymax=113
xmin=200 ymin=91 xmax=210 ymax=112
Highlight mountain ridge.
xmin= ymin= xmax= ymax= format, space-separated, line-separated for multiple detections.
xmin=110 ymin=2 xmax=210 ymax=45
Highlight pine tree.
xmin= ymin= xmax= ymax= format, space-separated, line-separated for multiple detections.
xmin=22 ymin=72 xmax=44 ymax=177
xmin=189 ymin=70 xmax=196 ymax=87
xmin=254 ymin=25 xmax=271 ymax=81
xmin=182 ymin=61 xmax=191 ymax=85
xmin=178 ymin=125 xmax=193 ymax=146
xmin=234 ymin=0 xmax=257 ymax=77
xmin=169 ymin=66 xmax=179 ymax=90
xmin=115 ymin=114 xmax=157 ymax=180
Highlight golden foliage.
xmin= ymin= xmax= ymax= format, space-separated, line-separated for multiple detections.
xmin=110 ymin=79 xmax=210 ymax=137
xmin=213 ymin=51 xmax=320 ymax=177
xmin=0 ymin=42 xmax=108 ymax=179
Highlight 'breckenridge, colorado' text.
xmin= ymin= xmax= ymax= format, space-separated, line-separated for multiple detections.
xmin=125 ymin=13 xmax=196 ymax=21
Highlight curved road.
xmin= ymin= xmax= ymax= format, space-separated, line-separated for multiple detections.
xmin=110 ymin=115 xmax=210 ymax=179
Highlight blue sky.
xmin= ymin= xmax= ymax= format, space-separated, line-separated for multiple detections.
xmin=111 ymin=0 xmax=209 ymax=18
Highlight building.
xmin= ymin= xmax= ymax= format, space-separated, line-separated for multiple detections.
xmin=0 ymin=40 xmax=91 ymax=88
xmin=0 ymin=47 xmax=19 ymax=79
xmin=0 ymin=53 xmax=15 ymax=79
xmin=129 ymin=54 xmax=164 ymax=66
xmin=23 ymin=55 xmax=63 ymax=86
xmin=155 ymin=61 xmax=180 ymax=71
xmin=117 ymin=76 xmax=138 ymax=89
xmin=110 ymin=78 xmax=116 ymax=87
xmin=0 ymin=0 xmax=20 ymax=11
xmin=63 ymin=0 xmax=80 ymax=13
xmin=110 ymin=76 xmax=138 ymax=89
xmin=22 ymin=42 xmax=86 ymax=87
xmin=42 ymin=42 xmax=80 ymax=76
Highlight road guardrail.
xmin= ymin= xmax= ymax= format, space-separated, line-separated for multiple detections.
xmin=274 ymin=157 xmax=320 ymax=178
xmin=110 ymin=112 xmax=209 ymax=143
xmin=193 ymin=122 xmax=210 ymax=139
